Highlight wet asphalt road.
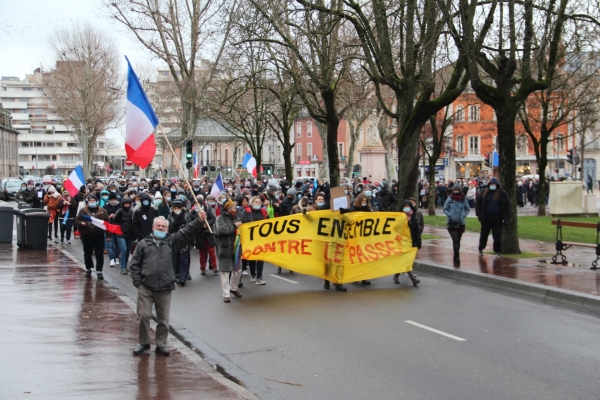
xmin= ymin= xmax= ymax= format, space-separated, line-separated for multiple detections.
xmin=59 ymin=239 xmax=600 ymax=400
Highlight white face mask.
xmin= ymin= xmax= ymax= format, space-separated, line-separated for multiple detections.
xmin=173 ymin=209 xmax=182 ymax=215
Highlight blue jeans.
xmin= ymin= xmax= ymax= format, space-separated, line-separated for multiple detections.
xmin=176 ymin=251 xmax=190 ymax=281
xmin=117 ymin=237 xmax=133 ymax=270
xmin=106 ymin=233 xmax=120 ymax=260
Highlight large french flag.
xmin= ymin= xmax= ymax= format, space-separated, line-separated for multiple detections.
xmin=242 ymin=152 xmax=257 ymax=177
xmin=210 ymin=172 xmax=225 ymax=197
xmin=81 ymin=215 xmax=123 ymax=235
xmin=64 ymin=165 xmax=84 ymax=197
xmin=125 ymin=56 xmax=159 ymax=169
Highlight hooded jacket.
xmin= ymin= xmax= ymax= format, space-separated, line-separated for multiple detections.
xmin=132 ymin=193 xmax=159 ymax=241
xmin=112 ymin=197 xmax=134 ymax=239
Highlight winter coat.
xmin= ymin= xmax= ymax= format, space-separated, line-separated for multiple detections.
xmin=112 ymin=202 xmax=134 ymax=239
xmin=75 ymin=206 xmax=109 ymax=237
xmin=190 ymin=205 xmax=216 ymax=249
xmin=213 ymin=212 xmax=239 ymax=272
xmin=157 ymin=202 xmax=170 ymax=218
xmin=279 ymin=197 xmax=297 ymax=217
xmin=475 ymin=188 xmax=511 ymax=222
xmin=168 ymin=210 xmax=192 ymax=252
xmin=129 ymin=218 xmax=205 ymax=291
xmin=57 ymin=197 xmax=78 ymax=220
xmin=104 ymin=201 xmax=121 ymax=222
xmin=132 ymin=194 xmax=159 ymax=241
xmin=406 ymin=212 xmax=422 ymax=249
xmin=376 ymin=188 xmax=397 ymax=211
xmin=443 ymin=196 xmax=471 ymax=226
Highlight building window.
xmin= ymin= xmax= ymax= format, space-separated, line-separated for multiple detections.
xmin=296 ymin=122 xmax=302 ymax=138
xmin=307 ymin=143 xmax=312 ymax=159
xmin=516 ymin=135 xmax=528 ymax=156
xmin=557 ymin=134 xmax=565 ymax=151
xmin=307 ymin=121 xmax=312 ymax=137
xmin=225 ymin=149 xmax=228 ymax=164
xmin=469 ymin=136 xmax=480 ymax=155
xmin=469 ymin=105 xmax=480 ymax=121
xmin=455 ymin=106 xmax=464 ymax=121
xmin=338 ymin=142 xmax=345 ymax=157
xmin=296 ymin=143 xmax=302 ymax=160
xmin=456 ymin=136 xmax=464 ymax=153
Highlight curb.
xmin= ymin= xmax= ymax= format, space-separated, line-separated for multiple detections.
xmin=413 ymin=260 xmax=600 ymax=318
xmin=52 ymin=244 xmax=277 ymax=400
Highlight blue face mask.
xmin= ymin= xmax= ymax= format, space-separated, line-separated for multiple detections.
xmin=489 ymin=185 xmax=497 ymax=191
xmin=101 ymin=196 xmax=108 ymax=201
xmin=154 ymin=199 xmax=162 ymax=206
xmin=153 ymin=230 xmax=167 ymax=239
xmin=252 ymin=204 xmax=261 ymax=210
xmin=297 ymin=194 xmax=302 ymax=199
xmin=365 ymin=190 xmax=372 ymax=197
xmin=166 ymin=197 xmax=171 ymax=202
xmin=403 ymin=207 xmax=411 ymax=213
xmin=317 ymin=201 xmax=325 ymax=207
xmin=88 ymin=202 xmax=97 ymax=208
xmin=142 ymin=200 xmax=150 ymax=206
xmin=170 ymin=189 xmax=177 ymax=193
xmin=179 ymin=195 xmax=186 ymax=201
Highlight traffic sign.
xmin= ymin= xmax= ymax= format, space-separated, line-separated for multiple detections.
xmin=125 ymin=160 xmax=133 ymax=166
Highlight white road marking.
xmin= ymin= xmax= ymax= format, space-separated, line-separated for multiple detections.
xmin=404 ymin=320 xmax=466 ymax=341
xmin=268 ymin=274 xmax=299 ymax=284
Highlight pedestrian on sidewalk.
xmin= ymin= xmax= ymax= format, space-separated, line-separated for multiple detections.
xmin=105 ymin=192 xmax=121 ymax=267
xmin=214 ymin=199 xmax=243 ymax=302
xmin=191 ymin=196 xmax=217 ymax=275
xmin=443 ymin=184 xmax=471 ymax=264
xmin=129 ymin=212 xmax=208 ymax=356
xmin=75 ymin=195 xmax=109 ymax=279
xmin=475 ymin=177 xmax=511 ymax=257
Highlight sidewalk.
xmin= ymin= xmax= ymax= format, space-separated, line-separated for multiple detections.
xmin=415 ymin=225 xmax=600 ymax=316
xmin=0 ymin=243 xmax=253 ymax=400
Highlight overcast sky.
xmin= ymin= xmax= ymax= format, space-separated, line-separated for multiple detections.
xmin=0 ymin=0 xmax=159 ymax=143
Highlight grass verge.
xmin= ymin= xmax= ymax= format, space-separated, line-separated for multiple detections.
xmin=423 ymin=215 xmax=600 ymax=244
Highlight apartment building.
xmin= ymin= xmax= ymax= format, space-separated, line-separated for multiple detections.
xmin=0 ymin=70 xmax=107 ymax=177
xmin=0 ymin=104 xmax=19 ymax=177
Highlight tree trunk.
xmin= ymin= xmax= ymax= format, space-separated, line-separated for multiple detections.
xmin=496 ymin=106 xmax=521 ymax=254
xmin=323 ymin=91 xmax=340 ymax=186
xmin=346 ymin=136 xmax=357 ymax=182
xmin=283 ymin=142 xmax=293 ymax=181
xmin=395 ymin=129 xmax=421 ymax=201
xmin=536 ymin=147 xmax=548 ymax=216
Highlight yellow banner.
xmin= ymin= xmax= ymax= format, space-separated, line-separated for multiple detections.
xmin=239 ymin=210 xmax=417 ymax=284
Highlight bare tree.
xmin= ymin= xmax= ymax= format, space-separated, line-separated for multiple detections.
xmin=439 ymin=0 xmax=595 ymax=253
xmin=248 ymin=0 xmax=360 ymax=186
xmin=297 ymin=0 xmax=469 ymax=203
xmin=518 ymin=51 xmax=600 ymax=215
xmin=105 ymin=0 xmax=237 ymax=141
xmin=44 ymin=23 xmax=122 ymax=177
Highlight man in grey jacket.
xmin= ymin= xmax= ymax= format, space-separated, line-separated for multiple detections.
xmin=129 ymin=212 xmax=206 ymax=356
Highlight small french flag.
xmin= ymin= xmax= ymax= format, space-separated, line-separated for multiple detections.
xmin=64 ymin=165 xmax=85 ymax=197
xmin=81 ymin=215 xmax=123 ymax=235
xmin=242 ymin=151 xmax=257 ymax=177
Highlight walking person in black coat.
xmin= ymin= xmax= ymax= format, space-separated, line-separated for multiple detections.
xmin=113 ymin=197 xmax=135 ymax=275
xmin=475 ymin=178 xmax=511 ymax=257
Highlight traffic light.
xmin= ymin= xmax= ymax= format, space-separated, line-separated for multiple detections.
xmin=186 ymin=161 xmax=192 ymax=169
xmin=566 ymin=149 xmax=574 ymax=164
xmin=484 ymin=152 xmax=491 ymax=168
xmin=185 ymin=140 xmax=193 ymax=160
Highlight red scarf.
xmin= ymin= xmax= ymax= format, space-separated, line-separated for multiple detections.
xmin=451 ymin=193 xmax=464 ymax=201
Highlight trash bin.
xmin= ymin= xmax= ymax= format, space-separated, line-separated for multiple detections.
xmin=17 ymin=201 xmax=30 ymax=210
xmin=0 ymin=206 xmax=14 ymax=243
xmin=14 ymin=209 xmax=49 ymax=249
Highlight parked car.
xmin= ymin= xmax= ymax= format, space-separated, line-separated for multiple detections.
xmin=1 ymin=178 xmax=24 ymax=201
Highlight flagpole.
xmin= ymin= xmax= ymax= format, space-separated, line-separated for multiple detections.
xmin=157 ymin=124 xmax=213 ymax=234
